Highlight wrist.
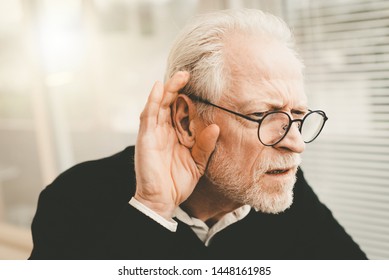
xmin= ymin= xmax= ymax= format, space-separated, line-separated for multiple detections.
xmin=134 ymin=193 xmax=176 ymax=220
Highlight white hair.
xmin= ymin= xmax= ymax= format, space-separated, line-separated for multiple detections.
xmin=165 ymin=8 xmax=301 ymax=118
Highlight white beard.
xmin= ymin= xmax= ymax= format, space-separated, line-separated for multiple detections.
xmin=205 ymin=144 xmax=301 ymax=214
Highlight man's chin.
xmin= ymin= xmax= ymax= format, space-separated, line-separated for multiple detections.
xmin=248 ymin=172 xmax=297 ymax=214
xmin=252 ymin=190 xmax=294 ymax=214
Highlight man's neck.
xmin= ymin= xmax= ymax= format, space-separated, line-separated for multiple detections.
xmin=180 ymin=176 xmax=243 ymax=227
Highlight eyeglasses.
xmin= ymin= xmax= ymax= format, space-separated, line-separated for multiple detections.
xmin=189 ymin=95 xmax=328 ymax=146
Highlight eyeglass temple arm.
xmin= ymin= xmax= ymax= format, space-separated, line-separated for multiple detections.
xmin=188 ymin=95 xmax=259 ymax=123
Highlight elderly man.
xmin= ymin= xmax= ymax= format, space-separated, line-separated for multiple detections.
xmin=29 ymin=9 xmax=367 ymax=259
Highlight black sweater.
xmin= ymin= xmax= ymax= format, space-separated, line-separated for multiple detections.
xmin=29 ymin=146 xmax=367 ymax=259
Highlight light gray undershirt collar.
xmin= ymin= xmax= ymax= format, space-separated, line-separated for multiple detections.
xmin=173 ymin=205 xmax=251 ymax=246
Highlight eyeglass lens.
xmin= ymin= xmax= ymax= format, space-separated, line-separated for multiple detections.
xmin=258 ymin=111 xmax=325 ymax=146
xmin=300 ymin=111 xmax=325 ymax=143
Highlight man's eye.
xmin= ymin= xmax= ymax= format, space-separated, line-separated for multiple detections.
xmin=250 ymin=112 xmax=266 ymax=119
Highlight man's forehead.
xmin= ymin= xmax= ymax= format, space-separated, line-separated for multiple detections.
xmin=224 ymin=34 xmax=306 ymax=109
xmin=225 ymin=33 xmax=304 ymax=80
xmin=228 ymin=77 xmax=308 ymax=111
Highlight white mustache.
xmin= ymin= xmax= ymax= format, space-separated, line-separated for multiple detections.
xmin=259 ymin=153 xmax=302 ymax=173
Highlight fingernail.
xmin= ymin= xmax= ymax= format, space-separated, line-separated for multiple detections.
xmin=175 ymin=72 xmax=188 ymax=84
xmin=181 ymin=71 xmax=190 ymax=81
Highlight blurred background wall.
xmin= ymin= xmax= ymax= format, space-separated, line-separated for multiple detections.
xmin=0 ymin=0 xmax=388 ymax=259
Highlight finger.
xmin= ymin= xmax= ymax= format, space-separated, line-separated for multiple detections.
xmin=160 ymin=71 xmax=190 ymax=110
xmin=139 ymin=81 xmax=164 ymax=128
xmin=191 ymin=124 xmax=220 ymax=175
xmin=157 ymin=71 xmax=190 ymax=126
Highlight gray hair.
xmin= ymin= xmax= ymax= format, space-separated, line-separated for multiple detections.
xmin=165 ymin=8 xmax=300 ymax=119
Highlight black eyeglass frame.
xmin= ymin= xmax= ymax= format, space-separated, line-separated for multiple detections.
xmin=189 ymin=95 xmax=328 ymax=147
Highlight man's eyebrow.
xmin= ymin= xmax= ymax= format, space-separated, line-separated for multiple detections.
xmin=291 ymin=106 xmax=309 ymax=113
xmin=237 ymin=99 xmax=283 ymax=111
xmin=239 ymin=101 xmax=309 ymax=114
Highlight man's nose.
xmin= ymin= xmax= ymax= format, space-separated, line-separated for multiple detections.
xmin=274 ymin=122 xmax=305 ymax=153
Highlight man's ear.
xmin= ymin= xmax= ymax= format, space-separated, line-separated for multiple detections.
xmin=172 ymin=94 xmax=196 ymax=148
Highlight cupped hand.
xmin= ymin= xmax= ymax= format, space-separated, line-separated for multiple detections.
xmin=134 ymin=71 xmax=220 ymax=220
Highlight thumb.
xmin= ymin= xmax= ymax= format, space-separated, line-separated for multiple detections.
xmin=191 ymin=124 xmax=220 ymax=175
